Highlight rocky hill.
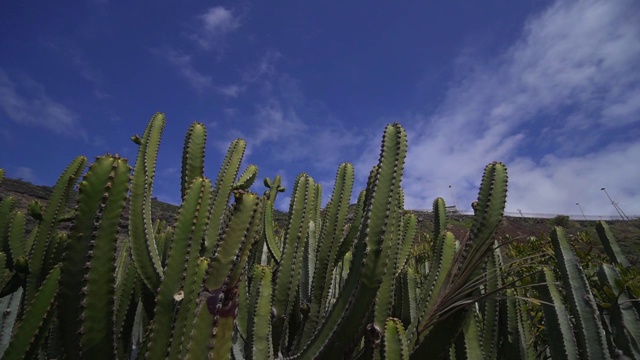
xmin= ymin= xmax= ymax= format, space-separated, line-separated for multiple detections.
xmin=2 ymin=176 xmax=638 ymax=267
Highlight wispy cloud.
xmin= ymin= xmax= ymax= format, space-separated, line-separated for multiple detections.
xmin=395 ymin=0 xmax=640 ymax=215
xmin=0 ymin=69 xmax=87 ymax=139
xmin=155 ymin=48 xmax=213 ymax=92
xmin=13 ymin=166 xmax=42 ymax=184
xmin=242 ymin=51 xmax=282 ymax=83
xmin=217 ymin=84 xmax=245 ymax=97
xmin=211 ymin=69 xmax=368 ymax=208
xmin=190 ymin=6 xmax=241 ymax=51
xmin=215 ymin=50 xmax=282 ymax=98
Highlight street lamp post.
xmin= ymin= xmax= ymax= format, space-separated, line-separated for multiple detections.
xmin=449 ymin=185 xmax=458 ymax=210
xmin=601 ymin=188 xmax=628 ymax=220
xmin=576 ymin=202 xmax=587 ymax=220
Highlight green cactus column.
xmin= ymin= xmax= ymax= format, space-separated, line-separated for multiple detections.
xmin=186 ymin=190 xmax=263 ymax=360
xmin=291 ymin=123 xmax=407 ymax=359
xmin=58 ymin=154 xmax=130 ymax=359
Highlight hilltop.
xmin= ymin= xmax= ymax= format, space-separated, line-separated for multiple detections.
xmin=1 ymin=176 xmax=638 ymax=267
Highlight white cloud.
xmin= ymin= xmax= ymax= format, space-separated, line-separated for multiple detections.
xmin=393 ymin=0 xmax=640 ymax=216
xmin=217 ymin=84 xmax=245 ymax=97
xmin=508 ymin=142 xmax=640 ymax=217
xmin=0 ymin=69 xmax=87 ymax=139
xmin=216 ymin=50 xmax=282 ymax=98
xmin=13 ymin=167 xmax=41 ymax=184
xmin=156 ymin=48 xmax=213 ymax=92
xmin=191 ymin=6 xmax=241 ymax=51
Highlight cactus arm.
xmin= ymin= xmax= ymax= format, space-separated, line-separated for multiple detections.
xmin=0 ymin=197 xmax=16 ymax=266
xmin=186 ymin=191 xmax=261 ymax=360
xmin=551 ymin=226 xmax=611 ymax=360
xmin=382 ymin=318 xmax=410 ymax=360
xmin=334 ymin=189 xmax=365 ymax=269
xmin=236 ymin=276 xmax=249 ymax=342
xmin=181 ymin=122 xmax=207 ymax=200
xmin=408 ymin=231 xmax=456 ymax=342
xmin=454 ymin=309 xmax=483 ymax=360
xmin=374 ymin=192 xmax=406 ymax=331
xmin=480 ymin=243 xmax=503 ymax=360
xmin=432 ymin=197 xmax=447 ymax=241
xmin=596 ymin=221 xmax=630 ymax=268
xmin=451 ymin=162 xmax=508 ymax=283
xmin=411 ymin=162 xmax=507 ymax=358
xmin=7 ymin=211 xmax=26 ymax=268
xmin=146 ymin=177 xmax=212 ymax=359
xmin=78 ymin=156 xmax=130 ymax=359
xmin=500 ymin=289 xmax=523 ymax=359
xmin=597 ymin=264 xmax=640 ymax=359
xmin=396 ymin=213 xmax=417 ymax=275
xmin=515 ymin=288 xmax=537 ymax=360
xmin=55 ymin=155 xmax=129 ymax=359
xmin=301 ymin=220 xmax=317 ymax=303
xmin=263 ymin=198 xmax=282 ymax=264
xmin=246 ymin=265 xmax=274 ymax=360
xmin=113 ymin=242 xmax=138 ymax=360
xmin=291 ymin=123 xmax=407 ymax=359
xmin=203 ymin=139 xmax=247 ymax=256
xmin=2 ymin=265 xmax=60 ymax=360
xmin=234 ymin=164 xmax=258 ymax=191
xmin=263 ymin=175 xmax=284 ymax=265
xmin=224 ymin=194 xmax=264 ymax=288
xmin=129 ymin=113 xmax=165 ymax=291
xmin=394 ymin=268 xmax=418 ymax=328
xmin=25 ymin=156 xmax=86 ymax=306
xmin=302 ymin=163 xmax=354 ymax=344
xmin=537 ymin=267 xmax=579 ymax=360
xmin=271 ymin=173 xmax=316 ymax=353
xmin=24 ymin=224 xmax=37 ymax=262
xmin=169 ymin=256 xmax=209 ymax=360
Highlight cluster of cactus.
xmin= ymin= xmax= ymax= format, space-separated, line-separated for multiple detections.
xmin=0 ymin=112 xmax=637 ymax=359
xmin=497 ymin=221 xmax=640 ymax=360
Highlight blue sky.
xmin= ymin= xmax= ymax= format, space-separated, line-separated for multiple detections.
xmin=1 ymin=0 xmax=639 ymax=217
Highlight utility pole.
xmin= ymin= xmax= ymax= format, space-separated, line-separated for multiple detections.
xmin=615 ymin=202 xmax=630 ymax=221
xmin=576 ymin=202 xmax=587 ymax=220
xmin=601 ymin=188 xmax=629 ymax=220
xmin=449 ymin=185 xmax=458 ymax=210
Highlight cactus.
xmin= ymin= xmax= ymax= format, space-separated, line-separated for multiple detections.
xmin=382 ymin=318 xmax=410 ymax=360
xmin=25 ymin=156 xmax=86 ymax=307
xmin=410 ymin=162 xmax=507 ymax=359
xmin=181 ymin=122 xmax=207 ymax=200
xmin=57 ymin=154 xmax=130 ymax=358
xmin=146 ymin=177 xmax=213 ymax=359
xmin=596 ymin=221 xmax=630 ymax=268
xmin=597 ymin=264 xmax=640 ymax=359
xmin=129 ymin=113 xmax=165 ymax=292
xmin=301 ymin=163 xmax=354 ymax=345
xmin=2 ymin=265 xmax=60 ymax=360
xmin=272 ymin=173 xmax=317 ymax=354
xmin=550 ymin=226 xmax=611 ymax=360
xmin=4 ymin=112 xmax=640 ymax=360
xmin=245 ymin=265 xmax=274 ymax=360
xmin=186 ymin=190 xmax=263 ymax=359
xmin=537 ymin=266 xmax=580 ymax=360
xmin=292 ymin=123 xmax=408 ymax=359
